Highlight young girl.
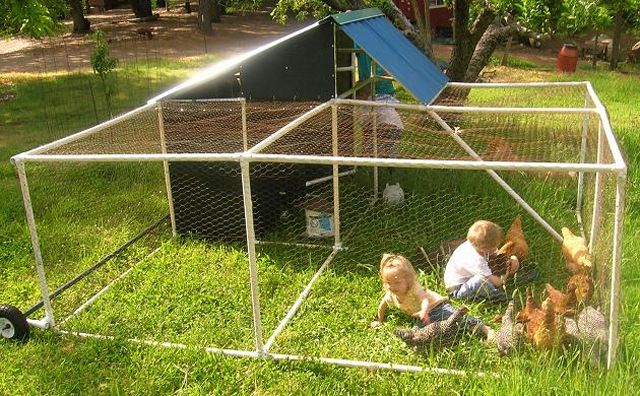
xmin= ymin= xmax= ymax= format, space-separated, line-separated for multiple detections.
xmin=371 ymin=253 xmax=494 ymax=341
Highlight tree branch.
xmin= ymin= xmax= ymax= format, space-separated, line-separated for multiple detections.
xmin=321 ymin=0 xmax=367 ymax=12
xmin=469 ymin=6 xmax=495 ymax=46
xmin=464 ymin=19 xmax=516 ymax=82
xmin=447 ymin=0 xmax=474 ymax=81
xmin=384 ymin=0 xmax=434 ymax=59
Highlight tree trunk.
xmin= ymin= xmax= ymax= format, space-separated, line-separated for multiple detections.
xmin=409 ymin=0 xmax=432 ymax=59
xmin=211 ymin=0 xmax=221 ymax=23
xmin=448 ymin=0 xmax=471 ymax=81
xmin=198 ymin=0 xmax=213 ymax=34
xmin=465 ymin=19 xmax=516 ymax=82
xmin=386 ymin=1 xmax=433 ymax=59
xmin=609 ymin=9 xmax=623 ymax=70
xmin=447 ymin=1 xmax=497 ymax=81
xmin=70 ymin=0 xmax=91 ymax=34
xmin=130 ymin=0 xmax=153 ymax=18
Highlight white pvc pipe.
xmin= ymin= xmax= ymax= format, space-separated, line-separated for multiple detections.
xmin=158 ymin=104 xmax=177 ymax=237
xmin=336 ymin=98 xmax=598 ymax=114
xmin=333 ymin=23 xmax=338 ymax=98
xmin=17 ymin=153 xmax=242 ymax=163
xmin=255 ymin=240 xmax=332 ymax=249
xmin=15 ymin=160 xmax=56 ymax=328
xmin=241 ymin=99 xmax=248 ymax=151
xmin=249 ymin=101 xmax=332 ymax=154
xmin=15 ymin=151 xmax=621 ymax=173
xmin=589 ymin=122 xmax=605 ymax=253
xmin=55 ymin=329 xmax=493 ymax=377
xmin=240 ymin=160 xmax=265 ymax=354
xmin=338 ymin=78 xmax=373 ymax=99
xmin=446 ymin=81 xmax=588 ymax=88
xmin=331 ymin=104 xmax=341 ymax=249
xmin=58 ymin=246 xmax=163 ymax=327
xmin=305 ymin=169 xmax=356 ymax=187
xmin=14 ymin=103 xmax=155 ymax=157
xmin=26 ymin=318 xmax=50 ymax=330
xmin=372 ymin=103 xmax=379 ymax=200
xmin=607 ymin=172 xmax=627 ymax=369
xmin=163 ymin=98 xmax=246 ymax=103
xmin=249 ymin=153 xmax=622 ymax=173
xmin=60 ymin=266 xmax=136 ymax=327
xmin=56 ymin=329 xmax=260 ymax=359
xmin=576 ymin=92 xmax=591 ymax=216
xmin=267 ymin=353 xmax=496 ymax=377
xmin=585 ymin=82 xmax=626 ymax=168
xmin=264 ymin=248 xmax=339 ymax=351
xmin=427 ymin=110 xmax=563 ymax=242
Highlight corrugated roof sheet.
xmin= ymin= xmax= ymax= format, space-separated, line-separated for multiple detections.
xmin=329 ymin=8 xmax=383 ymax=25
xmin=337 ymin=12 xmax=448 ymax=104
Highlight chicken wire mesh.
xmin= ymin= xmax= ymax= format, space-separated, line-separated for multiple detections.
xmin=12 ymin=86 xmax=624 ymax=371
xmin=259 ymin=163 xmax=618 ymax=369
xmin=433 ymin=84 xmax=595 ymax=109
xmin=19 ymin=160 xmax=171 ymax=319
xmin=261 ymin=101 xmax=606 ymax=165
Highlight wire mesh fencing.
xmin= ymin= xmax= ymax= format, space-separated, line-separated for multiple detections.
xmin=12 ymin=86 xmax=625 ymax=371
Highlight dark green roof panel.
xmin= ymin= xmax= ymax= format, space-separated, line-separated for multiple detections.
xmin=329 ymin=8 xmax=384 ymax=25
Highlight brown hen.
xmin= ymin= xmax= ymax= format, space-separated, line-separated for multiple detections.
xmin=532 ymin=298 xmax=566 ymax=350
xmin=545 ymin=283 xmax=577 ymax=316
xmin=561 ymin=227 xmax=592 ymax=274
xmin=498 ymin=215 xmax=529 ymax=261
xmin=568 ymin=273 xmax=593 ymax=304
xmin=517 ymin=288 xmax=545 ymax=340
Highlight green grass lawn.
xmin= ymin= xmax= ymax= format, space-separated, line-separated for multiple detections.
xmin=1 ymin=58 xmax=640 ymax=394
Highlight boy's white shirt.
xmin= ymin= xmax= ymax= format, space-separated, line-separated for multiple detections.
xmin=444 ymin=240 xmax=492 ymax=290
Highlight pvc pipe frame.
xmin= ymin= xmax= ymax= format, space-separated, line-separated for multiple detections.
xmin=14 ymin=160 xmax=55 ymax=328
xmin=158 ymin=103 xmax=177 ymax=237
xmin=56 ymin=328 xmax=494 ymax=377
xmin=428 ymin=110 xmax=564 ymax=242
xmin=12 ymin=82 xmax=628 ymax=372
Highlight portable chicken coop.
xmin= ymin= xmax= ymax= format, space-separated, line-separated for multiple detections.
xmin=4 ymin=8 xmax=626 ymax=374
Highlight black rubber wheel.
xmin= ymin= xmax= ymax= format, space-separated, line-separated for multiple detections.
xmin=0 ymin=305 xmax=29 ymax=342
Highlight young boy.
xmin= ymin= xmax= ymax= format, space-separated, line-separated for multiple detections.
xmin=444 ymin=220 xmax=520 ymax=302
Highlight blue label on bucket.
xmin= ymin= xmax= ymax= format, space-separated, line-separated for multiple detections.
xmin=306 ymin=210 xmax=333 ymax=237
xmin=318 ymin=216 xmax=331 ymax=231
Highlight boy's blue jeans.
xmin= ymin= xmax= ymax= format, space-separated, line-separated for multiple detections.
xmin=450 ymin=274 xmax=507 ymax=302
xmin=416 ymin=301 xmax=482 ymax=330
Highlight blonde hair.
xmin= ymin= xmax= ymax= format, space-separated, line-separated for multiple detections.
xmin=379 ymin=253 xmax=416 ymax=290
xmin=467 ymin=220 xmax=503 ymax=251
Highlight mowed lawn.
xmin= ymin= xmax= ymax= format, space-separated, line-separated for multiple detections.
xmin=1 ymin=58 xmax=639 ymax=394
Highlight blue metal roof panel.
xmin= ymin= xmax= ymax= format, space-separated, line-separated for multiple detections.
xmin=339 ymin=15 xmax=448 ymax=104
xmin=329 ymin=8 xmax=383 ymax=25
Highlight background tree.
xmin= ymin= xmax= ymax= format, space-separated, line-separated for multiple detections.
xmin=90 ymin=30 xmax=118 ymax=117
xmin=603 ymin=0 xmax=640 ymax=70
xmin=0 ymin=0 xmax=64 ymax=37
xmin=69 ymin=0 xmax=90 ymax=33
xmin=130 ymin=0 xmax=153 ymax=19
xmin=272 ymin=0 xmax=518 ymax=82
xmin=198 ymin=0 xmax=214 ymax=33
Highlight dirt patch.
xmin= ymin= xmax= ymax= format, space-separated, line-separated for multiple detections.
xmin=1 ymin=6 xmax=635 ymax=76
xmin=0 ymin=6 xmax=309 ymax=73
